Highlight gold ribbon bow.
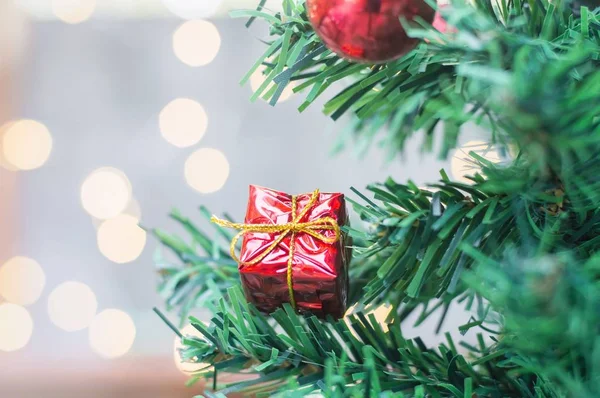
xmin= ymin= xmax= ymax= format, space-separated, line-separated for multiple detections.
xmin=211 ymin=189 xmax=340 ymax=309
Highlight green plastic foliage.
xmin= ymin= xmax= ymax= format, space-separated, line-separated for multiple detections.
xmin=171 ymin=286 xmax=525 ymax=397
xmin=233 ymin=0 xmax=600 ymax=162
xmin=152 ymin=0 xmax=600 ymax=396
xmin=155 ymin=160 xmax=600 ymax=396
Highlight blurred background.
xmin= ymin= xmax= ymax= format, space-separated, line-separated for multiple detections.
xmin=0 ymin=0 xmax=495 ymax=397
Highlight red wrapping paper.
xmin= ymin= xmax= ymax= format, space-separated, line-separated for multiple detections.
xmin=239 ymin=185 xmax=350 ymax=319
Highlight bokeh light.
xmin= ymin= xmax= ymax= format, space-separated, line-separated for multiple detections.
xmin=451 ymin=140 xmax=502 ymax=184
xmin=371 ymin=304 xmax=392 ymax=332
xmin=184 ymin=148 xmax=230 ymax=194
xmin=81 ymin=167 xmax=132 ymax=220
xmin=89 ymin=309 xmax=136 ymax=358
xmin=52 ymin=0 xmax=96 ymax=24
xmin=172 ymin=20 xmax=221 ymax=67
xmin=0 ymin=122 xmax=19 ymax=171
xmin=162 ymin=0 xmax=223 ymax=19
xmin=159 ymin=98 xmax=208 ymax=148
xmin=91 ymin=197 xmax=142 ymax=229
xmin=96 ymin=214 xmax=147 ymax=264
xmin=0 ymin=303 xmax=33 ymax=352
xmin=250 ymin=67 xmax=296 ymax=103
xmin=345 ymin=303 xmax=393 ymax=334
xmin=0 ymin=256 xmax=46 ymax=306
xmin=1 ymin=119 xmax=52 ymax=170
xmin=47 ymin=281 xmax=98 ymax=332
xmin=174 ymin=323 xmax=211 ymax=373
xmin=123 ymin=197 xmax=142 ymax=222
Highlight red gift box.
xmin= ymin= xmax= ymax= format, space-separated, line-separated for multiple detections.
xmin=223 ymin=185 xmax=351 ymax=319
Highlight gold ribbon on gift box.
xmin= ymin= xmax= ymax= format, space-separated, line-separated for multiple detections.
xmin=211 ymin=189 xmax=340 ymax=309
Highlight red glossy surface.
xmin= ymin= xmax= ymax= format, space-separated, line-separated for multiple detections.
xmin=432 ymin=11 xmax=448 ymax=33
xmin=433 ymin=5 xmax=453 ymax=33
xmin=307 ymin=0 xmax=435 ymax=63
xmin=239 ymin=185 xmax=350 ymax=319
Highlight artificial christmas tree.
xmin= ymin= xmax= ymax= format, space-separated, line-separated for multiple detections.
xmin=154 ymin=0 xmax=600 ymax=396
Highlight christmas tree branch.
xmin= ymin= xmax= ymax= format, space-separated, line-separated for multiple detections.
xmin=235 ymin=0 xmax=600 ymax=159
xmin=353 ymin=154 xmax=600 ymax=309
xmin=150 ymin=0 xmax=600 ymax=396
xmin=174 ymin=286 xmax=530 ymax=397
xmin=153 ymin=207 xmax=239 ymax=324
xmin=463 ymin=249 xmax=600 ymax=396
xmin=168 ymin=222 xmax=600 ymax=396
xmin=153 ymin=152 xmax=600 ymax=329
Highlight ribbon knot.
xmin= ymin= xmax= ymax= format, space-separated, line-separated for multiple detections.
xmin=211 ymin=189 xmax=341 ymax=309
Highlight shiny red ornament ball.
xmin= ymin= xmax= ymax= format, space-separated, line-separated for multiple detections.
xmin=306 ymin=0 xmax=436 ymax=63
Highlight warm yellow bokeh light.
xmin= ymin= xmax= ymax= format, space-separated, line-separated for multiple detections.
xmin=91 ymin=197 xmax=142 ymax=229
xmin=0 ymin=122 xmax=19 ymax=171
xmin=96 ymin=214 xmax=147 ymax=264
xmin=162 ymin=0 xmax=223 ymax=19
xmin=0 ymin=303 xmax=33 ymax=352
xmin=0 ymin=256 xmax=45 ymax=306
xmin=184 ymin=148 xmax=230 ymax=194
xmin=159 ymin=98 xmax=208 ymax=148
xmin=48 ymin=281 xmax=98 ymax=332
xmin=371 ymin=304 xmax=392 ymax=332
xmin=1 ymin=119 xmax=52 ymax=170
xmin=89 ymin=309 xmax=136 ymax=359
xmin=451 ymin=140 xmax=502 ymax=184
xmin=52 ymin=0 xmax=96 ymax=24
xmin=123 ymin=197 xmax=142 ymax=221
xmin=345 ymin=304 xmax=393 ymax=334
xmin=174 ymin=323 xmax=211 ymax=373
xmin=81 ymin=167 xmax=132 ymax=220
xmin=250 ymin=68 xmax=296 ymax=103
xmin=172 ymin=20 xmax=221 ymax=67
